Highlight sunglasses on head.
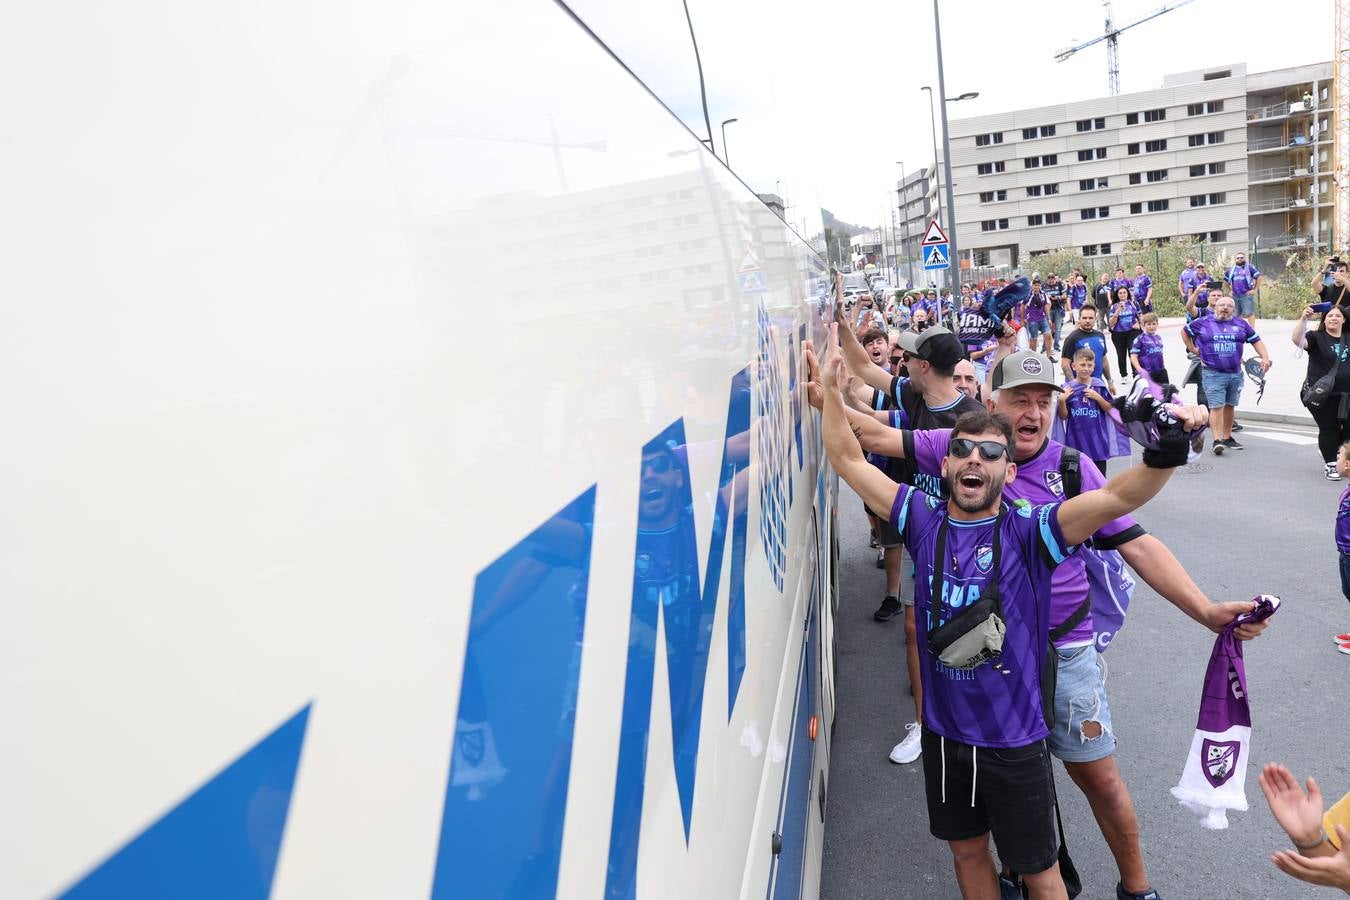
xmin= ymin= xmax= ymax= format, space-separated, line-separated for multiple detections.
xmin=948 ymin=437 xmax=1009 ymax=462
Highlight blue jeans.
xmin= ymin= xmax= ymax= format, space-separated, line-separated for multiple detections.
xmin=1200 ymin=368 xmax=1243 ymax=408
xmin=1026 ymin=319 xmax=1048 ymax=339
xmin=1235 ymin=294 xmax=1256 ymax=317
xmin=1047 ymin=643 xmax=1116 ymax=763
xmin=1050 ymin=308 xmax=1065 ymax=348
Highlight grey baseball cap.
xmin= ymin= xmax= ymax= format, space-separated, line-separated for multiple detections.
xmin=991 ymin=351 xmax=1065 ymax=392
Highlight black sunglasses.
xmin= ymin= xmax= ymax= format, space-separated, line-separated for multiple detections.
xmin=948 ymin=438 xmax=1010 ymax=462
xmin=643 ymin=455 xmax=675 ymax=474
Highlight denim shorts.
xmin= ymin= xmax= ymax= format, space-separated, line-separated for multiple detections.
xmin=1047 ymin=644 xmax=1116 ymax=763
xmin=1025 ymin=319 xmax=1048 ymax=339
xmin=1200 ymin=368 xmax=1244 ymax=408
xmin=1234 ymin=294 xmax=1255 ymax=317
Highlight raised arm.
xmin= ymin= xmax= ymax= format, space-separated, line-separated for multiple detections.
xmin=820 ymin=325 xmax=904 ymax=518
xmin=836 ymin=305 xmax=896 ymax=394
xmin=1293 ymin=306 xmax=1315 ymax=348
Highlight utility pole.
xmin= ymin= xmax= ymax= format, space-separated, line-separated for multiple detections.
xmin=933 ymin=0 xmax=960 ymax=288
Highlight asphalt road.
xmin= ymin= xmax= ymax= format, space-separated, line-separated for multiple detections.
xmin=820 ymin=420 xmax=1350 ymax=899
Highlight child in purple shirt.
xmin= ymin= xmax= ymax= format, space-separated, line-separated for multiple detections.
xmin=1058 ymin=348 xmax=1118 ymax=474
xmin=1129 ymin=312 xmax=1168 ymax=384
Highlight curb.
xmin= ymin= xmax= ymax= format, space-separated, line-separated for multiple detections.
xmin=1236 ymin=409 xmax=1315 ymax=427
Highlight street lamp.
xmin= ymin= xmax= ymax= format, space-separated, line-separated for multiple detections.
xmin=721 ymin=117 xmax=739 ymax=167
xmin=931 ymin=0 xmax=977 ymax=283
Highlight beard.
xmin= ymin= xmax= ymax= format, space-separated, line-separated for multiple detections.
xmin=948 ymin=466 xmax=1006 ymax=514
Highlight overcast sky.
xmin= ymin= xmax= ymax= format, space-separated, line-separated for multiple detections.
xmin=569 ymin=0 xmax=1332 ymax=228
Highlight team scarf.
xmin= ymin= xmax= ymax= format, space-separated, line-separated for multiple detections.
xmin=1170 ymin=595 xmax=1281 ymax=829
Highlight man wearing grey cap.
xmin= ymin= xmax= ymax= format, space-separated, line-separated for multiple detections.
xmin=836 ymin=298 xmax=981 ymax=766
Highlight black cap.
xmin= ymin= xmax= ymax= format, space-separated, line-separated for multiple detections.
xmin=898 ymin=325 xmax=964 ymax=370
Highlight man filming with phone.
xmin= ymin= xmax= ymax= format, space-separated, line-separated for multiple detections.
xmin=1312 ymin=257 xmax=1350 ymax=310
xmin=818 ymin=321 xmax=1208 ymax=900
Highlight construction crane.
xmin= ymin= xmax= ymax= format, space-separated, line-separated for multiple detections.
xmin=1335 ymin=0 xmax=1349 ymax=251
xmin=1054 ymin=0 xmax=1198 ymax=95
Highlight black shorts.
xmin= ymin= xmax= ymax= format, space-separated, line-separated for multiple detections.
xmin=921 ymin=728 xmax=1058 ymax=874
xmin=873 ymin=515 xmax=902 ymax=548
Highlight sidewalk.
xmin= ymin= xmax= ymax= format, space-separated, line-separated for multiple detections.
xmin=1151 ymin=316 xmax=1309 ymax=425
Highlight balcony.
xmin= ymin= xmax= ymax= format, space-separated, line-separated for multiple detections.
xmin=1246 ymin=101 xmax=1315 ymax=123
xmin=1261 ymin=233 xmax=1328 ymax=252
xmin=1248 ymin=164 xmax=1313 ymax=184
xmin=1248 ymin=197 xmax=1327 ymax=215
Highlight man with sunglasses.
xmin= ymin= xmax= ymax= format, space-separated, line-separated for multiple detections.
xmin=836 ymin=286 xmax=982 ymax=765
xmin=818 ymin=326 xmax=1207 ymax=900
xmin=817 ymin=339 xmax=1268 ymax=900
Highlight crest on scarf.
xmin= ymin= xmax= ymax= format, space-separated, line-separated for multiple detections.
xmin=1043 ymin=470 xmax=1065 ymax=497
xmin=975 ymin=545 xmax=994 ymax=573
xmin=1202 ymin=738 xmax=1240 ymax=788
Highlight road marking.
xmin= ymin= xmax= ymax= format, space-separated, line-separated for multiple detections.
xmin=1237 ymin=428 xmax=1317 ymax=446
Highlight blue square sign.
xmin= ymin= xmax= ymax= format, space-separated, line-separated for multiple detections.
xmin=922 ymin=243 xmax=950 ymax=270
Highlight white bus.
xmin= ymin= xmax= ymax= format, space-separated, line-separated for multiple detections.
xmin=5 ymin=1 xmax=841 ymax=897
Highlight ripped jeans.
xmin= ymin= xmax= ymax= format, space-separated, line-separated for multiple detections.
xmin=1047 ymin=643 xmax=1117 ymax=763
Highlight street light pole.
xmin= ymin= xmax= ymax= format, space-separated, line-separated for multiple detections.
xmin=933 ymin=0 xmax=960 ymax=282
xmin=721 ymin=117 xmax=739 ymax=166
xmin=920 ymin=86 xmax=943 ymax=225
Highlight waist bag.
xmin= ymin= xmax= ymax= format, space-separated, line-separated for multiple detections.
xmin=925 ymin=508 xmax=1007 ymax=670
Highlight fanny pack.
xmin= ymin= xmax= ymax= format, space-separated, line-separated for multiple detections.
xmin=925 ymin=509 xmax=1007 ymax=670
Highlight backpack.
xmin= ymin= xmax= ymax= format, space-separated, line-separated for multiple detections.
xmin=1052 ymin=448 xmax=1136 ymax=652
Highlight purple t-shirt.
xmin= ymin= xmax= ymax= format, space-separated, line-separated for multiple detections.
xmin=1061 ymin=380 xmax=1116 ymax=461
xmin=1132 ymin=274 xmax=1153 ymax=305
xmin=1069 ymin=284 xmax=1087 ymax=309
xmin=1184 ymin=316 xmax=1260 ymax=373
xmin=907 ymin=430 xmax=1142 ymax=647
xmin=1023 ymin=291 xmax=1048 ymax=324
xmin=1337 ymin=484 xmax=1350 ymax=554
xmin=889 ymin=485 xmax=1074 ymax=747
xmin=1131 ymin=332 xmax=1165 ymax=373
xmin=1227 ymin=262 xmax=1261 ymax=298
xmin=1179 ymin=266 xmax=1201 ymax=298
xmin=1109 ymin=299 xmax=1141 ymax=333
xmin=1110 ymin=277 xmax=1133 ymax=296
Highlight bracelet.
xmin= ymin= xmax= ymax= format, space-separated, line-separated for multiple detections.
xmin=1294 ymin=827 xmax=1329 ymax=851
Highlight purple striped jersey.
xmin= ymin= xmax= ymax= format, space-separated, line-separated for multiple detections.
xmin=889 ymin=486 xmax=1075 ymax=748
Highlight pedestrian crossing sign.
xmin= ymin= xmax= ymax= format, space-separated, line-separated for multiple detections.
xmin=922 ymin=243 xmax=950 ymax=270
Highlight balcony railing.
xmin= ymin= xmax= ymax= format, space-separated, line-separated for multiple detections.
xmin=1248 ymin=197 xmax=1317 ymax=212
xmin=1262 ymin=233 xmax=1328 ymax=252
xmin=1246 ymin=101 xmax=1314 ymax=121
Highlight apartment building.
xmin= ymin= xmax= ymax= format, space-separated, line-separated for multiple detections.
xmin=936 ymin=62 xmax=1332 ymax=272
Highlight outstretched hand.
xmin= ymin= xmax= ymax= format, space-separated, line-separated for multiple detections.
xmin=803 ymin=341 xmax=823 ymax=411
xmin=1271 ymin=825 xmax=1350 ymax=890
xmin=1260 ymin=763 xmax=1326 ymax=849
xmin=1200 ymin=599 xmax=1270 ymax=640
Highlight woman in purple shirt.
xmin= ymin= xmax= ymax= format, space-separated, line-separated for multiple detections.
xmin=1107 ymin=285 xmax=1142 ymax=378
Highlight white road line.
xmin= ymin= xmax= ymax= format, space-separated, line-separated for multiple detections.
xmin=1237 ymin=429 xmax=1317 ymax=446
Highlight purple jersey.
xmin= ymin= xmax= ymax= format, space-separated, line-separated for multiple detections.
xmin=889 ymin=486 xmax=1074 ymax=747
xmin=1132 ymin=274 xmax=1153 ymax=308
xmin=955 ymin=307 xmax=998 ymax=350
xmin=907 ymin=430 xmax=1141 ymax=647
xmin=1131 ymin=332 xmax=1165 ymax=373
xmin=1338 ymin=485 xmax=1350 ymax=554
xmin=1069 ymin=284 xmax=1087 ymax=309
xmin=1227 ymin=262 xmax=1260 ymax=297
xmin=1023 ymin=291 xmax=1048 ymax=323
xmin=1184 ymin=316 xmax=1259 ymax=373
xmin=1110 ymin=277 xmax=1133 ymax=296
xmin=1179 ymin=266 xmax=1201 ymax=298
xmin=1109 ymin=299 xmax=1141 ymax=333
xmin=1061 ymin=380 xmax=1116 ymax=462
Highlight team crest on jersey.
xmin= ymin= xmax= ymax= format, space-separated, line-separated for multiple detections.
xmin=1043 ymin=470 xmax=1065 ymax=497
xmin=925 ymin=494 xmax=943 ymax=510
xmin=975 ymin=545 xmax=994 ymax=573
xmin=1201 ymin=738 xmax=1240 ymax=787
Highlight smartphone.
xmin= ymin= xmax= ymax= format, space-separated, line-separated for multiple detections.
xmin=1312 ymin=302 xmax=1334 ymax=313
xmin=1206 ymin=279 xmax=1223 ymax=289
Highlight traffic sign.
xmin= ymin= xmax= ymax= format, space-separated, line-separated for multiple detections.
xmin=738 ymin=269 xmax=768 ymax=293
xmin=920 ymin=220 xmax=949 ymax=245
xmin=922 ymin=243 xmax=950 ymax=271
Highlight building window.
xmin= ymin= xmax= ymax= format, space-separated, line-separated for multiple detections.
xmin=975 ymin=132 xmax=1004 ymax=146
xmin=1147 ymin=199 xmax=1169 ymax=212
xmin=1024 ymin=157 xmax=1041 ymax=169
xmin=1187 ymin=132 xmax=1221 ymax=146
xmin=1096 ymin=117 xmax=1106 ymax=129
xmin=978 ymin=190 xmax=1007 ymax=203
xmin=1143 ymin=108 xmax=1166 ymax=122
xmin=1207 ymin=131 xmax=1224 ymax=144
xmin=1079 ymin=177 xmax=1110 ymax=191
xmin=1040 ymin=124 xmax=1056 ymax=137
xmin=1188 ymin=134 xmax=1204 ymax=146
xmin=1080 ymin=206 xmax=1110 ymax=220
xmin=1027 ymin=214 xmax=1043 ymax=226
xmin=977 ymin=161 xmax=1006 ymax=175
xmin=1152 ymin=237 xmax=1172 ymax=247
xmin=1026 ymin=184 xmax=1042 ymax=196
xmin=1077 ymin=147 xmax=1108 ymax=161
xmin=1191 ymin=230 xmax=1226 ymax=242
xmin=1043 ymin=154 xmax=1058 ymax=166
xmin=982 ymin=220 xmax=997 ymax=231
xmin=1186 ymin=100 xmax=1224 ymax=116
xmin=1187 ymin=103 xmax=1203 ymax=116
xmin=1126 ymin=113 xmax=1139 ymax=125
xmin=1188 ymin=161 xmax=1226 ymax=176
xmin=1128 ymin=172 xmax=1142 ymax=184
xmin=1209 ymin=192 xmax=1226 ymax=204
xmin=1190 ymin=195 xmax=1206 ymax=207
xmin=1129 ymin=202 xmax=1142 ymax=214
xmin=1127 ymin=143 xmax=1140 ymax=155
xmin=1075 ymin=119 xmax=1092 ymax=132
xmin=1145 ymin=139 xmax=1167 ymax=152
xmin=1029 ymin=249 xmax=1050 ymax=258
xmin=1202 ymin=70 xmax=1232 ymax=80
xmin=1047 ymin=212 xmax=1061 ymax=223
xmin=998 ymin=219 xmax=1009 ymax=229
xmin=1146 ymin=169 xmax=1167 ymax=182
xmin=1044 ymin=182 xmax=1060 ymax=194
xmin=1082 ymin=244 xmax=1099 ymax=255
xmin=1101 ymin=243 xmax=1112 ymax=254
xmin=1022 ymin=127 xmax=1037 ymax=139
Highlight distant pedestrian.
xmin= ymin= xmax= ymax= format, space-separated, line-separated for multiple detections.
xmin=1093 ymin=271 xmax=1114 ymax=315
xmin=1130 ymin=312 xmax=1169 ymax=384
xmin=1107 ymin=285 xmax=1142 ymax=378
xmin=1226 ymin=252 xmax=1262 ymax=326
xmin=1060 ymin=304 xmax=1118 ymax=393
xmin=1132 ymin=264 xmax=1155 ymax=314
xmin=1178 ymin=257 xmax=1202 ymax=305
xmin=1068 ymin=273 xmax=1088 ymax=325
xmin=1045 ymin=272 xmax=1067 ymax=350
xmin=1110 ymin=267 xmax=1133 ymax=297
xmin=1022 ymin=278 xmax=1053 ymax=358
xmin=1185 ymin=263 xmax=1216 ymax=322
xmin=1183 ymin=295 xmax=1272 ymax=454
xmin=1293 ymin=303 xmax=1350 ymax=480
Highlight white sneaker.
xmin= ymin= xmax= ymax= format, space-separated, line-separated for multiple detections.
xmin=888 ymin=722 xmax=923 ymax=764
xmin=1327 ymin=462 xmax=1341 ymax=481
